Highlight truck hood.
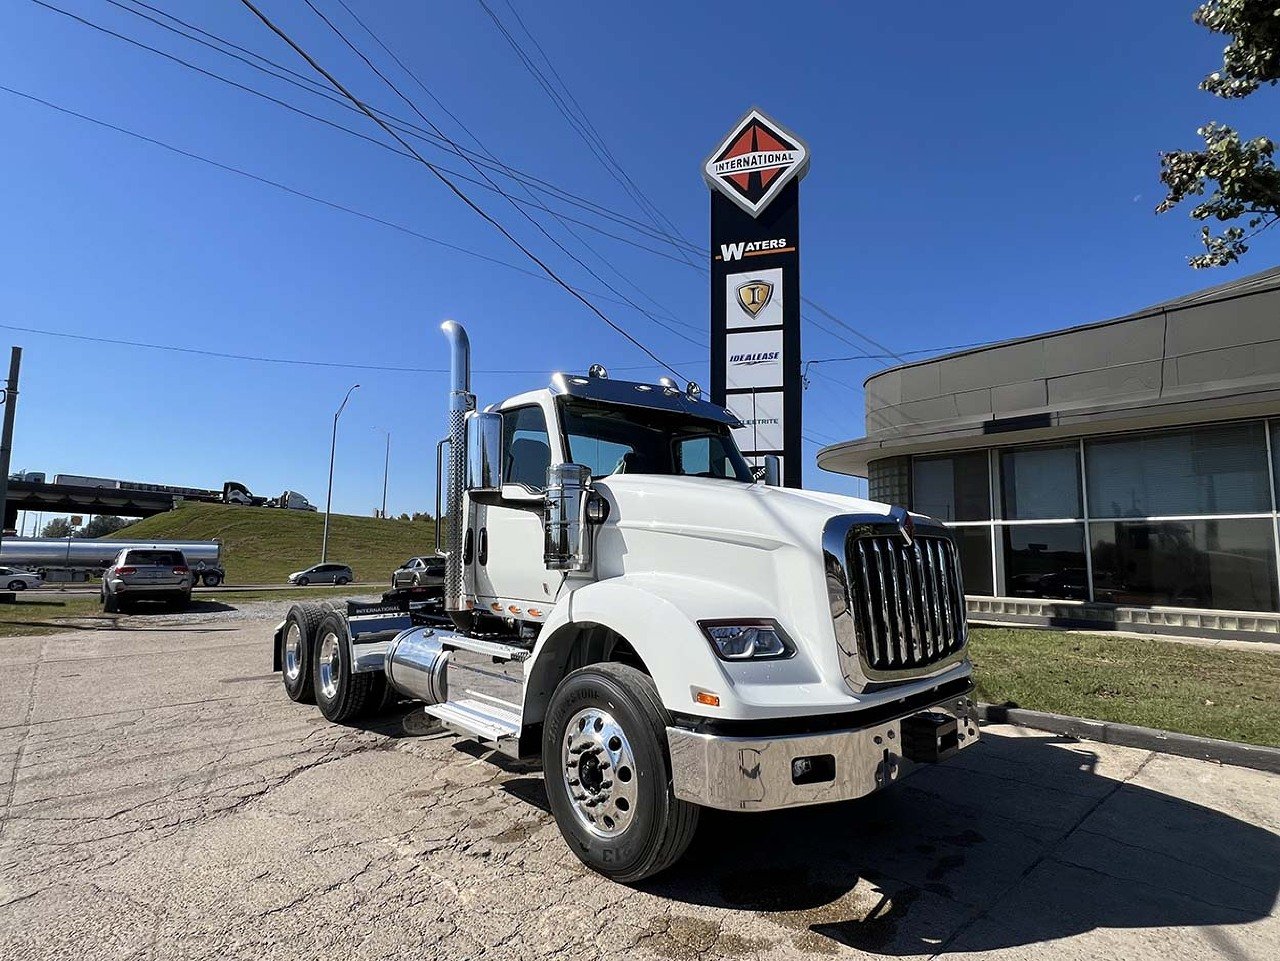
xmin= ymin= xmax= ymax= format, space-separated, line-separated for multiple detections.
xmin=593 ymin=474 xmax=895 ymax=549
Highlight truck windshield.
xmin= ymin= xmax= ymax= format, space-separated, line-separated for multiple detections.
xmin=559 ymin=399 xmax=753 ymax=482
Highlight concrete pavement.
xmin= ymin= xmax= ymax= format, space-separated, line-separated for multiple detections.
xmin=0 ymin=617 xmax=1276 ymax=960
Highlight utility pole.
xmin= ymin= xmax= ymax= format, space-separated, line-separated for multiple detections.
xmin=374 ymin=428 xmax=390 ymax=519
xmin=0 ymin=347 xmax=23 ymax=563
xmin=321 ymin=383 xmax=359 ymax=563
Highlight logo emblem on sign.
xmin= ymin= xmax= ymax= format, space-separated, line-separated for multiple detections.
xmin=703 ymin=107 xmax=810 ymax=217
xmin=736 ymin=280 xmax=774 ymax=318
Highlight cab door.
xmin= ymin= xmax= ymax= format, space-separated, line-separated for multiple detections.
xmin=470 ymin=404 xmax=557 ymax=614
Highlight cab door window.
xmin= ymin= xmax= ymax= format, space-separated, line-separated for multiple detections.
xmin=502 ymin=405 xmax=552 ymax=490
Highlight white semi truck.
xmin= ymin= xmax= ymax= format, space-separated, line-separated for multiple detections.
xmin=272 ymin=321 xmax=978 ymax=882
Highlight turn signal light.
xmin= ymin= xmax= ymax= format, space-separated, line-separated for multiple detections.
xmin=694 ymin=691 xmax=721 ymax=708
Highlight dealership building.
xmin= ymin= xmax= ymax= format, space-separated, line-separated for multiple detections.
xmin=817 ymin=266 xmax=1280 ymax=639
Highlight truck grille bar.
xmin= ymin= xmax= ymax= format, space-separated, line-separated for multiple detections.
xmin=849 ymin=534 xmax=966 ymax=674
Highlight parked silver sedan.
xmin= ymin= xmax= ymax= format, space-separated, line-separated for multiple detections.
xmin=390 ymin=555 xmax=445 ymax=589
xmin=0 ymin=566 xmax=43 ymax=591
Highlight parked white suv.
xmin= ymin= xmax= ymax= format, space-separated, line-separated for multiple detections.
xmin=102 ymin=548 xmax=192 ymax=613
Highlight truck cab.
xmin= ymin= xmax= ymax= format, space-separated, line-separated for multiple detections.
xmin=274 ymin=320 xmax=978 ymax=883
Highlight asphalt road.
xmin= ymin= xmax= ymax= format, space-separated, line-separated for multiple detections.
xmin=1 ymin=617 xmax=1277 ymax=960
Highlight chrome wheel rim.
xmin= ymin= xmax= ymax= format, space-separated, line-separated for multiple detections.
xmin=562 ymin=707 xmax=639 ymax=839
xmin=283 ymin=622 xmax=303 ymax=682
xmin=318 ymin=630 xmax=341 ymax=700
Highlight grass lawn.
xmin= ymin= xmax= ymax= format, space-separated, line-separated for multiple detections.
xmin=108 ymin=501 xmax=436 ymax=584
xmin=970 ymin=627 xmax=1280 ymax=748
xmin=0 ymin=586 xmax=369 ymax=638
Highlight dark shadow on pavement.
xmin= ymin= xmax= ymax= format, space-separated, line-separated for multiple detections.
xmin=631 ymin=731 xmax=1280 ymax=955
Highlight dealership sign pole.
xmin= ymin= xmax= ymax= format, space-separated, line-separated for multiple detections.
xmin=704 ymin=107 xmax=809 ymax=487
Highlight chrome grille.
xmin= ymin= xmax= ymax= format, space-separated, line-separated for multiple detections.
xmin=848 ymin=534 xmax=966 ymax=673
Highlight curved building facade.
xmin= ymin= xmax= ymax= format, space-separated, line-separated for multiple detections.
xmin=818 ymin=267 xmax=1280 ymax=638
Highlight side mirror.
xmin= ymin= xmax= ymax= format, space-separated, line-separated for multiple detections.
xmin=763 ymin=454 xmax=781 ymax=487
xmin=465 ymin=411 xmax=503 ymax=492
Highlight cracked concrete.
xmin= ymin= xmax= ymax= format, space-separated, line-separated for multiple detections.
xmin=0 ymin=620 xmax=1277 ymax=960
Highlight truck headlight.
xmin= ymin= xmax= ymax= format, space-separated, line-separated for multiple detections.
xmin=698 ymin=619 xmax=795 ymax=660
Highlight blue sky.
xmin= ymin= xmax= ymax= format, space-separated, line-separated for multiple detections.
xmin=1 ymin=0 xmax=1274 ymax=525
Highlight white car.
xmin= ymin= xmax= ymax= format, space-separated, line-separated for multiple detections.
xmin=0 ymin=566 xmax=44 ymax=591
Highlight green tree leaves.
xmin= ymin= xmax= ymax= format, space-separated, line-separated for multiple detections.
xmin=1158 ymin=2 xmax=1280 ymax=266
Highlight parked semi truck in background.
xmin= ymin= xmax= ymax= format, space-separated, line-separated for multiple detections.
xmin=272 ymin=321 xmax=977 ymax=882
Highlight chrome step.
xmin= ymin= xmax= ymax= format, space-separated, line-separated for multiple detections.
xmin=423 ymin=697 xmax=521 ymax=748
xmin=440 ymin=634 xmax=531 ymax=662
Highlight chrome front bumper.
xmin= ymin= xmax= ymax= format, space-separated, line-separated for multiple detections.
xmin=666 ymin=691 xmax=979 ymax=812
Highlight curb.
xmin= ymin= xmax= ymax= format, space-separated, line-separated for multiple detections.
xmin=977 ymin=703 xmax=1280 ymax=775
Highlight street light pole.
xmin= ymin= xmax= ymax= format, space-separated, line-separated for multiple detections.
xmin=380 ymin=429 xmax=390 ymax=519
xmin=321 ymin=383 xmax=359 ymax=564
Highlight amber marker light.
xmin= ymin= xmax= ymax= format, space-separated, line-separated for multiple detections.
xmin=694 ymin=691 xmax=721 ymax=708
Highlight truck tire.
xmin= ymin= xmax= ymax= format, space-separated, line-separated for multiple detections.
xmin=202 ymin=573 xmax=221 ymax=587
xmin=312 ymin=610 xmax=377 ymax=723
xmin=542 ymin=663 xmax=699 ymax=883
xmin=281 ymin=603 xmax=326 ymax=703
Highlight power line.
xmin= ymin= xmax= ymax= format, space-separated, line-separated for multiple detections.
xmin=112 ymin=0 xmax=704 ymax=258
xmin=0 ymin=320 xmax=698 ymax=375
xmin=0 ymin=83 xmax=674 ymax=317
xmin=300 ymin=0 xmax=704 ymax=349
xmin=326 ymin=0 xmax=702 ymax=340
xmin=487 ymin=0 xmax=699 ymax=268
xmin=235 ymin=0 xmax=685 ymax=381
xmin=31 ymin=2 xmax=946 ymax=397
xmin=32 ymin=0 xmax=705 ymax=269
xmin=2 ymin=83 xmax=985 ymax=389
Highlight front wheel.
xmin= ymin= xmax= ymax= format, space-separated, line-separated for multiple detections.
xmin=296 ymin=576 xmax=310 ymax=587
xmin=542 ymin=663 xmax=699 ymax=883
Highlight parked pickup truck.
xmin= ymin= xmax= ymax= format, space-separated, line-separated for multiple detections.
xmin=270 ymin=321 xmax=977 ymax=882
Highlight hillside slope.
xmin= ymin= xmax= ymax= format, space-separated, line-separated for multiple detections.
xmin=108 ymin=502 xmax=436 ymax=584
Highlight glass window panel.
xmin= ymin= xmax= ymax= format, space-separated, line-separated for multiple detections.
xmin=502 ymin=405 xmax=551 ymax=489
xmin=1090 ymin=519 xmax=1278 ymax=612
xmin=912 ymin=452 xmax=990 ymax=521
xmin=1000 ymin=445 xmax=1082 ymax=520
xmin=1002 ymin=523 xmax=1088 ymax=600
xmin=952 ymin=525 xmax=993 ymax=595
xmin=1085 ymin=423 xmax=1269 ymax=518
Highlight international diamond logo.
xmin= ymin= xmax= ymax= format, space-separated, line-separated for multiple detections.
xmin=703 ymin=108 xmax=810 ymax=217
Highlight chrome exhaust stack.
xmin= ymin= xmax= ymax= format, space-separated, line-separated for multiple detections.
xmin=440 ymin=320 xmax=475 ymax=613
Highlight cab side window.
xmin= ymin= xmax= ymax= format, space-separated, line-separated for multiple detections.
xmin=502 ymin=405 xmax=551 ymax=490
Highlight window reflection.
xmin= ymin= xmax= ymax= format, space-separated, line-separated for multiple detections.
xmin=952 ymin=526 xmax=993 ymax=595
xmin=1003 ymin=524 xmax=1088 ymax=600
xmin=913 ymin=452 xmax=990 ymax=521
xmin=1090 ymin=519 xmax=1278 ymax=612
